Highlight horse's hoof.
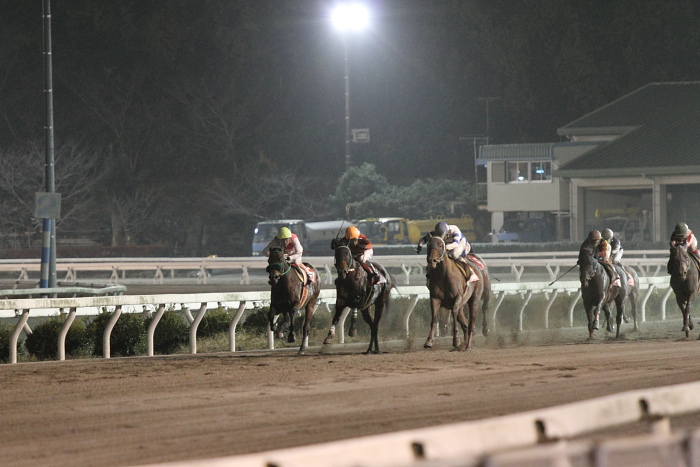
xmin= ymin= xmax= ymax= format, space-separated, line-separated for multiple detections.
xmin=690 ymin=320 xmax=695 ymax=331
xmin=424 ymin=342 xmax=433 ymax=349
xmin=287 ymin=336 xmax=296 ymax=343
xmin=349 ymin=326 xmax=357 ymax=337
xmin=682 ymin=326 xmax=690 ymax=332
xmin=323 ymin=337 xmax=333 ymax=345
xmin=482 ymin=328 xmax=490 ymax=337
xmin=593 ymin=320 xmax=600 ymax=330
xmin=623 ymin=315 xmax=630 ymax=323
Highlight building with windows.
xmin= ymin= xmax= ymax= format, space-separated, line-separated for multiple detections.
xmin=479 ymin=81 xmax=700 ymax=243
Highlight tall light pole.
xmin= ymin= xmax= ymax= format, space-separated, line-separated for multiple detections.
xmin=331 ymin=3 xmax=368 ymax=172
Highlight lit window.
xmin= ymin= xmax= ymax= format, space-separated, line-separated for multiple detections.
xmin=530 ymin=162 xmax=551 ymax=181
xmin=507 ymin=162 xmax=529 ymax=182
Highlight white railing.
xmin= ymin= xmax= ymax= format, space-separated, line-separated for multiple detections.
xmin=1 ymin=276 xmax=673 ymax=364
xmin=0 ymin=250 xmax=670 ymax=285
xmin=137 ymin=380 xmax=700 ymax=467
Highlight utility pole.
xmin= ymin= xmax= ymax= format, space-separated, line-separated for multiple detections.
xmin=477 ymin=97 xmax=500 ymax=144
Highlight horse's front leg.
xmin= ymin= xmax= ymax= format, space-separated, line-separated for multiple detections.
xmin=287 ymin=311 xmax=296 ymax=343
xmin=678 ymin=296 xmax=691 ymax=333
xmin=349 ymin=309 xmax=358 ymax=337
xmin=603 ymin=303 xmax=614 ymax=333
xmin=298 ymin=302 xmax=316 ymax=355
xmin=452 ymin=307 xmax=465 ymax=350
xmin=360 ymin=308 xmax=377 ymax=354
xmin=424 ymin=298 xmax=441 ymax=348
xmin=614 ymin=299 xmax=625 ymax=338
xmin=323 ymin=301 xmax=345 ymax=345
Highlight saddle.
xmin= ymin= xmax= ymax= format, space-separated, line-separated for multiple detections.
xmin=291 ymin=263 xmax=316 ymax=307
xmin=291 ymin=263 xmax=315 ymax=285
xmin=451 ymin=257 xmax=480 ymax=283
xmin=599 ymin=260 xmax=621 ymax=290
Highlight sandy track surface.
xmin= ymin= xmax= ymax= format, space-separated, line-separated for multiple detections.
xmin=2 ymin=320 xmax=700 ymax=467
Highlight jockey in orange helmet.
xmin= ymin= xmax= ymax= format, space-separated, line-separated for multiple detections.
xmin=335 ymin=226 xmax=383 ymax=284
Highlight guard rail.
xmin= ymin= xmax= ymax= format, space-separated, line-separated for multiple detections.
xmin=0 ymin=250 xmax=671 ymax=285
xmin=1 ymin=276 xmax=673 ymax=364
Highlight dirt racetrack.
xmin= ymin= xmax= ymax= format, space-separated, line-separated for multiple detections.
xmin=2 ymin=319 xmax=700 ymax=467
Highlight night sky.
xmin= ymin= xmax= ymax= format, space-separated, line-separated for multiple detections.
xmin=1 ymin=1 xmax=699 ymax=254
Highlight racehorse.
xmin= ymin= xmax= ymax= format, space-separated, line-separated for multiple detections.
xmin=424 ymin=236 xmax=485 ymax=351
xmin=323 ymin=244 xmax=393 ymax=354
xmin=668 ymin=242 xmax=700 ymax=338
xmin=266 ymin=247 xmax=320 ymax=355
xmin=437 ymin=252 xmax=490 ymax=338
xmin=577 ymin=246 xmax=636 ymax=338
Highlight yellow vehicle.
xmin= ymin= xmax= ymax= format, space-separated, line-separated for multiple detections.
xmin=409 ymin=217 xmax=476 ymax=242
xmin=356 ymin=216 xmax=476 ymax=245
xmin=355 ymin=218 xmax=422 ymax=245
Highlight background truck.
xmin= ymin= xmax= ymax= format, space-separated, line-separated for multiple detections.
xmin=356 ymin=216 xmax=476 ymax=245
xmin=251 ymin=219 xmax=352 ymax=256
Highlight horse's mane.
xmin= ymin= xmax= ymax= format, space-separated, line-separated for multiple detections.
xmin=578 ymin=245 xmax=597 ymax=265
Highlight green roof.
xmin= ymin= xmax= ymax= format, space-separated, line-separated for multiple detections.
xmin=555 ymin=82 xmax=700 ymax=177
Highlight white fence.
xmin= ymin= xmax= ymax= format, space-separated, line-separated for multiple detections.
xmin=138 ymin=379 xmax=700 ymax=467
xmin=1 ymin=275 xmax=674 ymax=364
xmin=0 ymin=250 xmax=671 ymax=286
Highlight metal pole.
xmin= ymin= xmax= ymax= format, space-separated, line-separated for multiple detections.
xmin=41 ymin=0 xmax=57 ymax=290
xmin=343 ymin=36 xmax=351 ymax=171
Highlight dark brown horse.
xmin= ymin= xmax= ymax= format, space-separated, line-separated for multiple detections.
xmin=668 ymin=243 xmax=700 ymax=338
xmin=578 ymin=246 xmax=634 ymax=338
xmin=437 ymin=252 xmax=490 ymax=338
xmin=323 ymin=244 xmax=393 ymax=354
xmin=424 ymin=236 xmax=484 ymax=351
xmin=266 ymin=247 xmax=320 ymax=355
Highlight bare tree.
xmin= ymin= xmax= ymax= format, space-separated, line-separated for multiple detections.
xmin=0 ymin=140 xmax=100 ymax=247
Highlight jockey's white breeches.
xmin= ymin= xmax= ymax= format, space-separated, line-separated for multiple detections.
xmin=446 ymin=238 xmax=469 ymax=260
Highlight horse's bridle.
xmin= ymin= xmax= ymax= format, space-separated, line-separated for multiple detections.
xmin=427 ymin=236 xmax=447 ymax=265
xmin=579 ymin=251 xmax=599 ymax=286
xmin=334 ymin=245 xmax=355 ymax=273
xmin=267 ymin=247 xmax=291 ymax=276
xmin=671 ymin=243 xmax=690 ymax=279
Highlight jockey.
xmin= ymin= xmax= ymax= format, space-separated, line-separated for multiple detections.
xmin=337 ymin=226 xmax=383 ymax=284
xmin=579 ymin=230 xmax=602 ymax=258
xmin=670 ymin=222 xmax=699 ymax=254
xmin=263 ymin=227 xmax=304 ymax=267
xmin=415 ymin=222 xmax=471 ymax=263
xmin=601 ymin=228 xmax=623 ymax=264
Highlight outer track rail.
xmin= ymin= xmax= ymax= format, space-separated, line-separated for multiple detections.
xmin=0 ymin=250 xmax=670 ymax=285
xmin=137 ymin=380 xmax=700 ymax=467
xmin=1 ymin=276 xmax=673 ymax=364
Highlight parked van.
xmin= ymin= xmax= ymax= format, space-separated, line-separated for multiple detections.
xmin=251 ymin=219 xmax=352 ymax=256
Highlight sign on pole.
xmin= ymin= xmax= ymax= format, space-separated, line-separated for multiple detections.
xmin=352 ymin=128 xmax=370 ymax=143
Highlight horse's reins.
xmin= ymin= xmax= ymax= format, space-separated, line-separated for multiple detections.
xmin=268 ymin=248 xmax=292 ymax=276
xmin=335 ymin=245 xmax=355 ymax=271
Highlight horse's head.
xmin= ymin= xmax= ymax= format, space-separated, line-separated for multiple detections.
xmin=670 ymin=242 xmax=690 ymax=279
xmin=266 ymin=247 xmax=288 ymax=285
xmin=426 ymin=236 xmax=447 ymax=271
xmin=334 ymin=245 xmax=354 ymax=279
xmin=577 ymin=246 xmax=598 ymax=287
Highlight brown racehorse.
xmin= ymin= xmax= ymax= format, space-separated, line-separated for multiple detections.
xmin=266 ymin=247 xmax=320 ymax=355
xmin=437 ymin=252 xmax=490 ymax=338
xmin=323 ymin=244 xmax=393 ymax=354
xmin=424 ymin=236 xmax=484 ymax=351
xmin=668 ymin=242 xmax=700 ymax=338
